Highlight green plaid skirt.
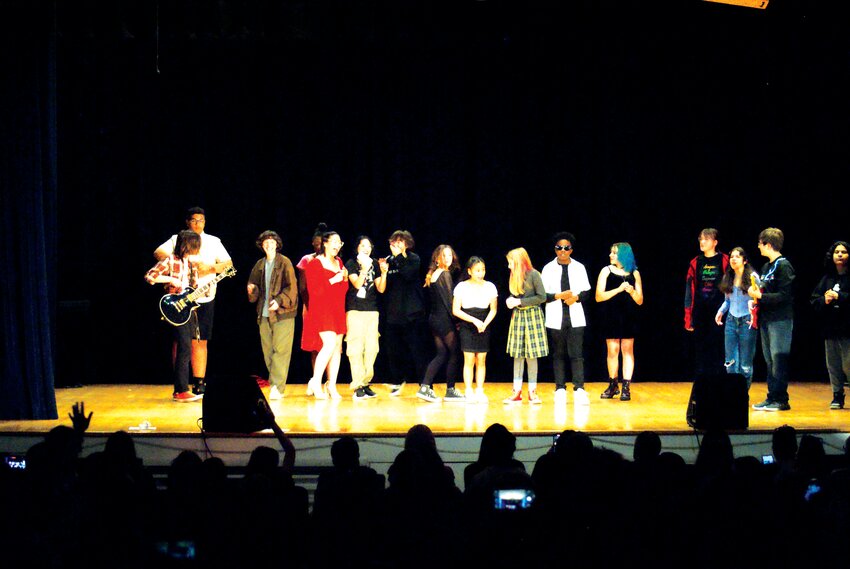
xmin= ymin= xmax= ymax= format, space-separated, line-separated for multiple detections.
xmin=506 ymin=305 xmax=549 ymax=358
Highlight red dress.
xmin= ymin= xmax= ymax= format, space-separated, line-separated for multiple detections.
xmin=300 ymin=256 xmax=348 ymax=352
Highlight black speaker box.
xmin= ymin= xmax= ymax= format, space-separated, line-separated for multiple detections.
xmin=686 ymin=373 xmax=749 ymax=430
xmin=202 ymin=376 xmax=275 ymax=433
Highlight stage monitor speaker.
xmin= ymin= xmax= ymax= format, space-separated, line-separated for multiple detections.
xmin=202 ymin=375 xmax=275 ymax=433
xmin=686 ymin=373 xmax=749 ymax=430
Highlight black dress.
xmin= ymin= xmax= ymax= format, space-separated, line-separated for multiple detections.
xmin=598 ymin=267 xmax=640 ymax=339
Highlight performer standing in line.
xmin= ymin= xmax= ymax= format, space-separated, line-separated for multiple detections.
xmin=452 ymin=256 xmax=498 ymax=403
xmin=422 ymin=244 xmax=465 ymax=402
xmin=810 ymin=240 xmax=849 ymax=410
xmin=303 ymin=231 xmax=349 ymax=399
xmin=684 ymin=228 xmax=729 ymax=378
xmin=247 ymin=230 xmax=298 ymax=401
xmin=154 ymin=207 xmax=233 ymax=396
xmin=298 ymin=223 xmax=327 ymax=377
xmin=504 ymin=248 xmax=548 ymax=405
xmin=145 ymin=230 xmax=203 ymax=402
xmin=714 ymin=247 xmax=759 ymax=389
xmin=749 ymin=227 xmax=795 ymax=411
xmin=541 ymin=231 xmax=592 ymax=406
xmin=381 ymin=230 xmax=430 ymax=398
xmin=596 ymin=242 xmax=644 ymax=401
xmin=345 ymin=236 xmax=387 ymax=401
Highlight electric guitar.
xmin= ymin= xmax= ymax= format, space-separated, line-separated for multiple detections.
xmin=159 ymin=266 xmax=237 ymax=326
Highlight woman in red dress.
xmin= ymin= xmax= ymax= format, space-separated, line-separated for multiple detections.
xmin=304 ymin=231 xmax=349 ymax=399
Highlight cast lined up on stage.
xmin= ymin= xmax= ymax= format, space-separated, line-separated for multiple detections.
xmin=145 ymin=212 xmax=847 ymax=411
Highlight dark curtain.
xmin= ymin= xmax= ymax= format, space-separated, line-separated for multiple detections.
xmin=0 ymin=0 xmax=58 ymax=419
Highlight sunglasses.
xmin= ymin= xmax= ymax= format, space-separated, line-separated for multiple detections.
xmin=554 ymin=245 xmax=573 ymax=251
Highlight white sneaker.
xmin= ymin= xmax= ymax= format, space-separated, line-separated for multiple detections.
xmin=554 ymin=388 xmax=567 ymax=405
xmin=573 ymin=387 xmax=590 ymax=406
xmin=476 ymin=387 xmax=488 ymax=403
xmin=269 ymin=385 xmax=283 ymax=400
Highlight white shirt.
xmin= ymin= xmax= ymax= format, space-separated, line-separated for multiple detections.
xmin=453 ymin=280 xmax=498 ymax=309
xmin=541 ymin=257 xmax=591 ymax=329
xmin=157 ymin=232 xmax=231 ymax=302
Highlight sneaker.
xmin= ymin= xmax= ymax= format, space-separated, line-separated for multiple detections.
xmin=762 ymin=401 xmax=791 ymax=411
xmin=475 ymin=387 xmax=488 ymax=403
xmin=387 ymin=382 xmax=406 ymax=397
xmin=528 ymin=389 xmax=542 ymax=404
xmin=830 ymin=393 xmax=845 ymax=410
xmin=416 ymin=385 xmax=441 ymax=402
xmin=503 ymin=390 xmax=523 ymax=404
xmin=363 ymin=385 xmax=378 ymax=398
xmin=444 ymin=387 xmax=466 ymax=402
xmin=173 ymin=391 xmax=201 ymax=402
xmin=465 ymin=388 xmax=476 ymax=403
xmin=269 ymin=385 xmax=283 ymax=400
xmin=353 ymin=387 xmax=369 ymax=401
xmin=554 ymin=388 xmax=567 ymax=405
xmin=573 ymin=387 xmax=590 ymax=406
xmin=752 ymin=399 xmax=773 ymax=410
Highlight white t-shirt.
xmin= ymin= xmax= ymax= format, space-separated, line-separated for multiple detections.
xmin=453 ymin=280 xmax=498 ymax=309
xmin=157 ymin=232 xmax=231 ymax=302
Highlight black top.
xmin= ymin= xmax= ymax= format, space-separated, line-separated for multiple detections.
xmin=427 ymin=270 xmax=456 ymax=336
xmin=384 ymin=252 xmax=425 ymax=324
xmin=345 ymin=258 xmax=381 ymax=312
xmin=758 ymin=257 xmax=795 ymax=323
xmin=693 ymin=254 xmax=726 ymax=316
xmin=810 ymin=272 xmax=850 ymax=338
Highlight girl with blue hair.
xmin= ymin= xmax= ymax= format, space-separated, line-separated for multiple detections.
xmin=595 ymin=242 xmax=644 ymax=401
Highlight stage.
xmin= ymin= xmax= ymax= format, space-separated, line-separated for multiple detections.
xmin=2 ymin=381 xmax=848 ymax=492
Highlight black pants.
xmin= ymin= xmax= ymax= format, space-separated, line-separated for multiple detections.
xmin=173 ymin=312 xmax=200 ymax=393
xmin=385 ymin=319 xmax=430 ymax=384
xmin=548 ymin=326 xmax=585 ymax=389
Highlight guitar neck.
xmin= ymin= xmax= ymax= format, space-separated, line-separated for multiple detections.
xmin=187 ymin=270 xmax=230 ymax=302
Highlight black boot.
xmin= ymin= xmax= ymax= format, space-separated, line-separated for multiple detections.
xmin=620 ymin=380 xmax=631 ymax=401
xmin=192 ymin=379 xmax=205 ymax=396
xmin=601 ymin=380 xmax=620 ymax=399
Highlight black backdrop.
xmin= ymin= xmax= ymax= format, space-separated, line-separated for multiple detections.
xmin=47 ymin=0 xmax=849 ymax=389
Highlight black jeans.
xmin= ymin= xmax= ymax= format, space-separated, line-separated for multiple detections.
xmin=548 ymin=326 xmax=585 ymax=389
xmin=385 ymin=319 xmax=430 ymax=384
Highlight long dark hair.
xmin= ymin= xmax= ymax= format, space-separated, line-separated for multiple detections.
xmin=719 ymin=247 xmax=754 ymax=294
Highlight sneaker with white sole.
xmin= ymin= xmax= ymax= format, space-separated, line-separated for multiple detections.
xmin=554 ymin=388 xmax=567 ymax=405
xmin=503 ymin=390 xmax=523 ymax=404
xmin=363 ymin=385 xmax=378 ymax=398
xmin=573 ymin=387 xmax=590 ymax=406
xmin=416 ymin=385 xmax=441 ymax=402
xmin=475 ymin=387 xmax=488 ymax=403
xmin=173 ymin=391 xmax=201 ymax=402
xmin=528 ymin=389 xmax=542 ymax=404
xmin=444 ymin=387 xmax=466 ymax=402
xmin=353 ymin=387 xmax=369 ymax=400
xmin=387 ymin=382 xmax=405 ymax=396
xmin=269 ymin=385 xmax=283 ymax=400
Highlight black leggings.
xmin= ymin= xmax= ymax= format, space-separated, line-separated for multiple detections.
xmin=423 ymin=328 xmax=460 ymax=388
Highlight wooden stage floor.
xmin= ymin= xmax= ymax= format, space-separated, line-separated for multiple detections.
xmin=3 ymin=381 xmax=847 ymax=484
xmin=3 ymin=381 xmax=847 ymax=437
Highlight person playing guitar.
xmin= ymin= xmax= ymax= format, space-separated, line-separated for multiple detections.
xmin=146 ymin=229 xmax=205 ymax=402
xmin=153 ymin=207 xmax=233 ymax=396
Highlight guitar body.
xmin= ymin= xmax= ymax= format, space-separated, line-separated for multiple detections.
xmin=155 ymin=266 xmax=236 ymax=326
xmin=160 ymin=289 xmax=200 ymax=326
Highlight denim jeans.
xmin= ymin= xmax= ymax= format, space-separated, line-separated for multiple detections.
xmin=759 ymin=319 xmax=793 ymax=404
xmin=724 ymin=314 xmax=757 ymax=388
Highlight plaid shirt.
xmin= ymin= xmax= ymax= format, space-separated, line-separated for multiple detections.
xmin=145 ymin=256 xmax=199 ymax=294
